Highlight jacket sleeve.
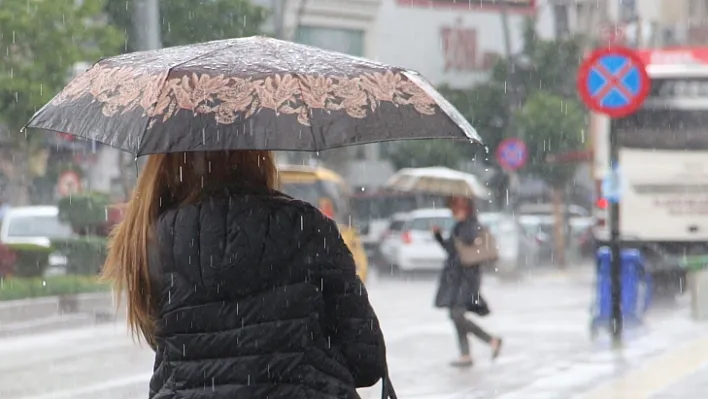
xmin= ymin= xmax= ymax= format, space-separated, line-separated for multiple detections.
xmin=310 ymin=210 xmax=388 ymax=388
xmin=434 ymin=231 xmax=445 ymax=247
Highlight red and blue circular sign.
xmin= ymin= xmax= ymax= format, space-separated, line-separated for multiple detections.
xmin=577 ymin=46 xmax=651 ymax=118
xmin=496 ymin=138 xmax=527 ymax=171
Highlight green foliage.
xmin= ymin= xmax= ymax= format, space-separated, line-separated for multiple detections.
xmin=515 ymin=92 xmax=585 ymax=187
xmin=386 ymin=140 xmax=476 ymax=170
xmin=0 ymin=0 xmax=123 ymax=135
xmin=105 ymin=0 xmax=268 ymax=51
xmin=516 ymin=20 xmax=584 ymax=100
xmin=439 ymin=17 xmax=587 ymax=188
xmin=58 ymin=192 xmax=111 ymax=235
xmin=0 ymin=0 xmax=122 ymax=204
xmin=439 ymin=83 xmax=510 ymax=158
xmin=7 ymin=244 xmax=53 ymax=278
xmin=51 ymin=237 xmax=108 ymax=276
xmin=0 ymin=275 xmax=109 ymax=301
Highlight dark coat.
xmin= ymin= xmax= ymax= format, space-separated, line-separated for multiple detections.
xmin=147 ymin=187 xmax=387 ymax=399
xmin=433 ymin=218 xmax=488 ymax=314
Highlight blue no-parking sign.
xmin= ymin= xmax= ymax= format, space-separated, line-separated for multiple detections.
xmin=496 ymin=138 xmax=527 ymax=171
xmin=577 ymin=47 xmax=650 ymax=118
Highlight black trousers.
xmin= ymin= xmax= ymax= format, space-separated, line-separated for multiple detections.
xmin=449 ymin=307 xmax=493 ymax=356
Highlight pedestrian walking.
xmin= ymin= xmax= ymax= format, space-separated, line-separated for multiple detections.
xmin=102 ymin=150 xmax=396 ymax=398
xmin=433 ymin=196 xmax=503 ymax=368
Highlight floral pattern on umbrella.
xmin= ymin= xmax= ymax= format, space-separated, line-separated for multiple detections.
xmin=52 ymin=67 xmax=438 ymax=128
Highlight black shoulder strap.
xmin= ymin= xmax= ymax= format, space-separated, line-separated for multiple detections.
xmin=381 ymin=369 xmax=398 ymax=399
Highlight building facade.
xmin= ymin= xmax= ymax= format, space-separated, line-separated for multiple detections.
xmin=559 ymin=0 xmax=704 ymax=48
xmin=372 ymin=0 xmax=556 ymax=89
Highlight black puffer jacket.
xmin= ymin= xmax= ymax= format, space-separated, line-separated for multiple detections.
xmin=147 ymin=187 xmax=387 ymax=399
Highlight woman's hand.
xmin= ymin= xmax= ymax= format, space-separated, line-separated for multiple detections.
xmin=432 ymin=225 xmax=441 ymax=235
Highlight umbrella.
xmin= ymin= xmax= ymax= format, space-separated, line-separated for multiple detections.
xmin=385 ymin=167 xmax=489 ymax=199
xmin=25 ymin=36 xmax=481 ymax=155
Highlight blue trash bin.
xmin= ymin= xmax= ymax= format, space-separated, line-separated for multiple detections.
xmin=591 ymin=247 xmax=652 ymax=333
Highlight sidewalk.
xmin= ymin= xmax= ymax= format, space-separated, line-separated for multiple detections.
xmin=576 ymin=316 xmax=708 ymax=399
xmin=359 ymin=265 xmax=598 ymax=398
xmin=360 ymin=265 xmax=708 ymax=399
xmin=0 ymin=292 xmax=119 ymax=337
xmin=651 ymin=363 xmax=708 ymax=399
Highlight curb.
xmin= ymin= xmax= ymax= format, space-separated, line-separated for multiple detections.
xmin=0 ymin=314 xmax=98 ymax=338
xmin=0 ymin=291 xmax=121 ymax=336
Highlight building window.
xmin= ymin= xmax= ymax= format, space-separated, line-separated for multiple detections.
xmin=294 ymin=27 xmax=364 ymax=57
xmin=429 ymin=0 xmax=532 ymax=5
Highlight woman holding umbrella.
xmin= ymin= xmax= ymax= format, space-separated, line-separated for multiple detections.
xmin=102 ymin=150 xmax=393 ymax=398
xmin=434 ymin=196 xmax=503 ymax=368
xmin=26 ymin=36 xmax=483 ymax=398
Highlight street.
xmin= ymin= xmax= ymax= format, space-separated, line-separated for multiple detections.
xmin=2 ymin=266 xmax=708 ymax=399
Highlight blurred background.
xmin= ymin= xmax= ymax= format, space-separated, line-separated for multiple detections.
xmin=3 ymin=0 xmax=708 ymax=398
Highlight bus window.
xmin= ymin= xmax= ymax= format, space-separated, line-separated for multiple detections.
xmin=615 ymin=109 xmax=708 ymax=150
xmin=280 ymin=180 xmax=350 ymax=225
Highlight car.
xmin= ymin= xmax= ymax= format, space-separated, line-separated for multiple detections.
xmin=389 ymin=208 xmax=455 ymax=273
xmin=352 ymin=190 xmax=447 ymax=264
xmin=517 ymin=214 xmax=595 ymax=263
xmin=478 ymin=212 xmax=541 ymax=271
xmin=0 ymin=206 xmax=74 ymax=276
xmin=377 ymin=212 xmax=411 ymax=271
xmin=516 ymin=203 xmax=590 ymax=218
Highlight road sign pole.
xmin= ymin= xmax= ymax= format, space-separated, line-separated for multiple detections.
xmin=608 ymin=121 xmax=623 ymax=346
xmin=577 ymin=46 xmax=651 ymax=348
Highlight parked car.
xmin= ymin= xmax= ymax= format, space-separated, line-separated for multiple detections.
xmin=517 ymin=214 xmax=594 ymax=263
xmin=352 ymin=190 xmax=447 ymax=264
xmin=516 ymin=203 xmax=590 ymax=218
xmin=377 ymin=212 xmax=411 ymax=271
xmin=0 ymin=206 xmax=73 ymax=276
xmin=386 ymin=208 xmax=454 ymax=273
xmin=478 ymin=212 xmax=541 ymax=271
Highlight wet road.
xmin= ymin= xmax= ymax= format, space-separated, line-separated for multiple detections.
xmin=1 ymin=266 xmax=705 ymax=399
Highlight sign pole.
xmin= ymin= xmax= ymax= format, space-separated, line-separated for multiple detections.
xmin=608 ymin=121 xmax=622 ymax=346
xmin=577 ymin=46 xmax=650 ymax=347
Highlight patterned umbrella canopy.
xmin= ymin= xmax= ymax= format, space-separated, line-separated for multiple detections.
xmin=25 ymin=36 xmax=481 ymax=155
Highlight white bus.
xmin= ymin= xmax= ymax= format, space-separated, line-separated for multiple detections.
xmin=592 ymin=48 xmax=708 ymax=297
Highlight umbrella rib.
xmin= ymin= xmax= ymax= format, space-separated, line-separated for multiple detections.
xmin=137 ymin=41 xmax=242 ymax=156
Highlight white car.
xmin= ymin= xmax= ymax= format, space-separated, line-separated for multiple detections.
xmin=0 ymin=206 xmax=74 ymax=275
xmin=478 ymin=212 xmax=540 ymax=271
xmin=391 ymin=208 xmax=455 ymax=272
xmin=377 ymin=213 xmax=410 ymax=268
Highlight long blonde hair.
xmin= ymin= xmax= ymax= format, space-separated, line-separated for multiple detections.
xmin=102 ymin=150 xmax=278 ymax=347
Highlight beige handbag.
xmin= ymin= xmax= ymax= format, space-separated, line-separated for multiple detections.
xmin=453 ymin=227 xmax=499 ymax=267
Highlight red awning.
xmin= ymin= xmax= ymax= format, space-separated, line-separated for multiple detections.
xmin=545 ymin=150 xmax=592 ymax=164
